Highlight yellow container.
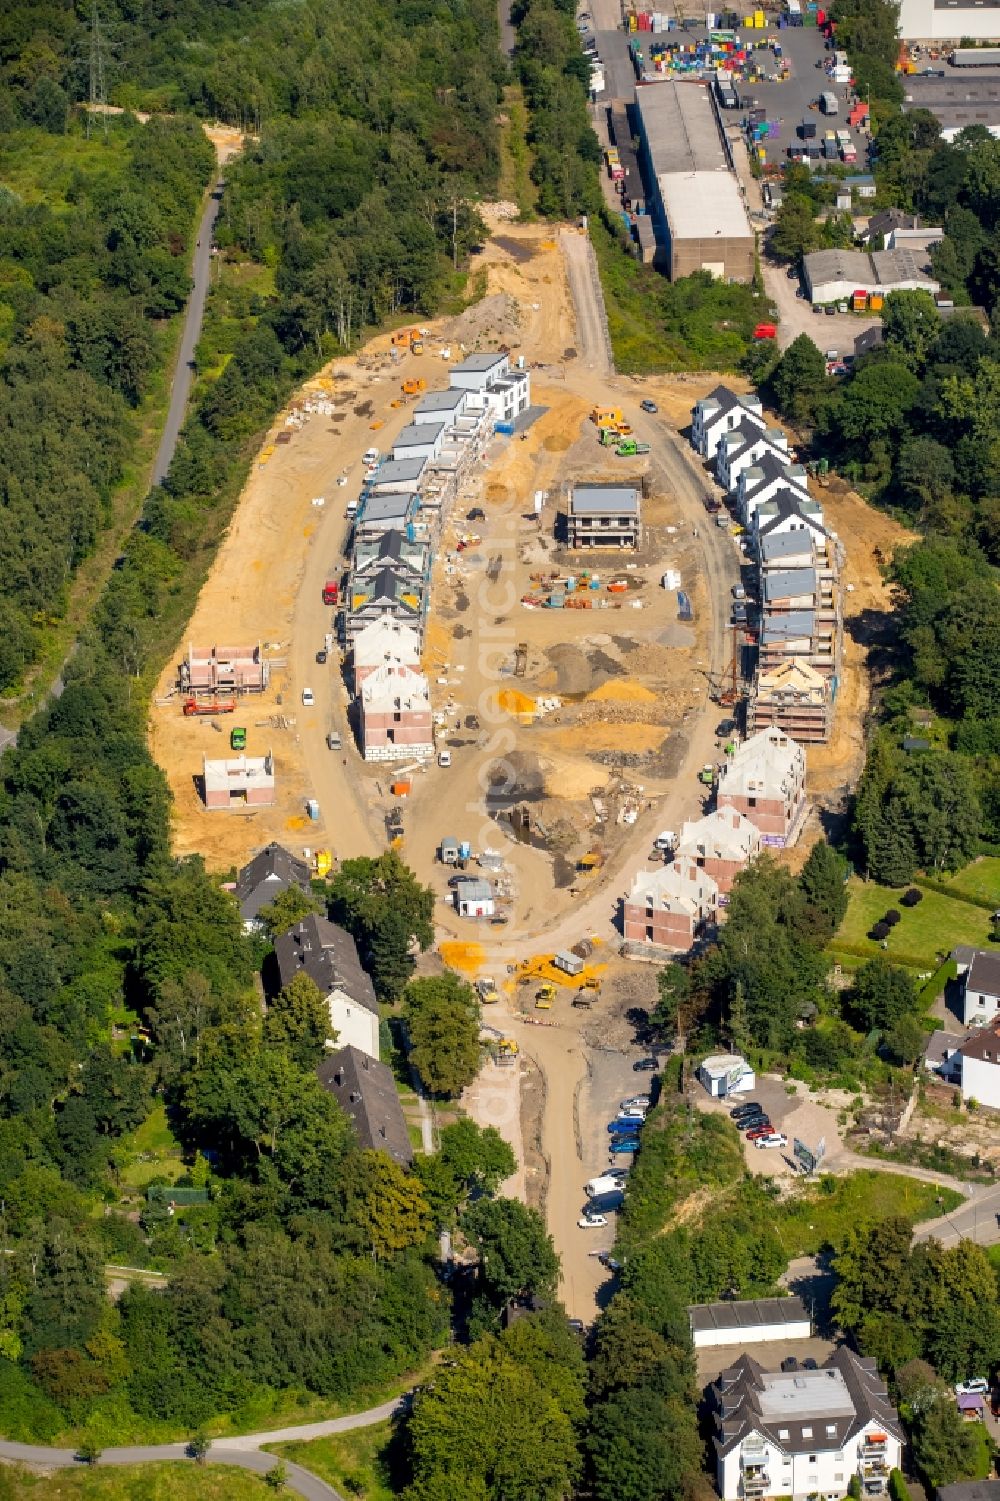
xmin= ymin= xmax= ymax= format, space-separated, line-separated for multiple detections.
xmin=754 ymin=9 xmax=765 ymax=23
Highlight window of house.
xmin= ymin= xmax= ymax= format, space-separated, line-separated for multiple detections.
xmin=835 ymin=1475 xmax=843 ymax=1484
xmin=801 ymin=1428 xmax=812 ymax=1439
xmin=826 ymin=1426 xmax=837 ymax=1438
xmin=748 ymin=796 xmax=757 ymax=808
xmin=778 ymin=1430 xmax=789 ymax=1441
xmin=808 ymin=1455 xmax=817 ymax=1463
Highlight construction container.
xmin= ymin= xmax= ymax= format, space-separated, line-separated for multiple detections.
xmin=390 ymin=780 xmax=411 ymax=796
xmin=495 ymin=420 xmax=515 ymax=436
xmin=306 ymin=799 xmax=320 ymax=821
xmin=553 ymin=951 xmax=585 ymax=977
xmin=852 ymin=290 xmax=868 ymax=311
xmin=869 ymin=293 xmax=884 ymax=311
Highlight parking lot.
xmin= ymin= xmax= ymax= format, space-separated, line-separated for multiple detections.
xmin=696 ymin=1074 xmax=844 ymax=1180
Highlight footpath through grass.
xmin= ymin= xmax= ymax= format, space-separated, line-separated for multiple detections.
xmin=831 ymin=872 xmax=1000 ymax=973
xmin=270 ymin=1423 xmax=397 ymax=1501
xmin=0 ymin=1466 xmax=272 ymax=1500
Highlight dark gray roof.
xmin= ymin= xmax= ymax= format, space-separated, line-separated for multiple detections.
xmin=763 ymin=569 xmax=817 ymax=603
xmin=713 ymin=1347 xmax=901 ymax=1460
xmin=741 ymin=451 xmax=808 ymax=495
xmin=394 ymin=421 xmax=444 ymax=449
xmin=274 ymin=915 xmax=378 ymax=1014
xmin=414 ymin=388 xmax=466 ymax=414
xmin=570 ymin=485 xmax=639 ymax=516
xmin=317 ymin=1046 xmax=412 ymax=1166
xmin=760 ymin=610 xmax=816 ymax=643
xmin=968 ymin=950 xmax=1000 ymax=1000
xmin=924 ymin=1029 xmax=964 ymax=1068
xmin=864 ymin=207 xmax=916 ymax=241
xmin=756 ymin=492 xmax=827 ymax=539
xmin=235 ymin=842 xmax=311 ymax=921
xmin=689 ymin=1296 xmax=809 ymax=1334
xmin=368 ymin=458 xmax=426 ymax=489
xmin=759 ymin=531 xmax=816 ymax=564
xmin=451 ymin=352 xmax=507 ymax=373
xmin=699 ymin=385 xmax=764 ymax=424
xmin=938 ymin=1484 xmax=1000 ymax=1501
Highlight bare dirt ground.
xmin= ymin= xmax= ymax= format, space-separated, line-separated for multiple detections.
xmin=148 ymin=214 xmax=909 ymax=1320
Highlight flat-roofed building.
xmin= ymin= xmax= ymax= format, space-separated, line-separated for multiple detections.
xmin=365 ymin=457 xmax=426 ymax=496
xmin=202 ymin=752 xmax=275 ymax=810
xmin=392 ymin=420 xmax=445 ymax=462
xmin=412 ymin=387 xmax=470 ymax=426
xmin=567 ymin=483 xmax=640 ymax=549
xmin=690 ymin=1296 xmax=811 ymax=1349
xmin=635 ymin=84 xmax=754 ymax=283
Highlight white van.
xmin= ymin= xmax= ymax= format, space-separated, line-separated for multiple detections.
xmin=438 ymin=750 xmax=451 ymax=768
xmin=654 ymin=831 xmax=675 ymax=852
xmin=586 ymin=1173 xmax=625 ymax=1198
xmin=363 ymin=446 xmax=379 ymax=464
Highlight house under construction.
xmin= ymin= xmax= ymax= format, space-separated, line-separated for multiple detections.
xmin=747 ymin=658 xmax=834 ymax=743
xmin=180 ymin=643 xmax=270 ymax=697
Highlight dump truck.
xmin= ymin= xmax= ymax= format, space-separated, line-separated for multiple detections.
xmin=599 ymin=426 xmax=621 ymax=446
xmin=617 ymin=439 xmax=650 ymax=457
xmin=182 ymin=697 xmax=234 ymax=716
xmin=322 ymin=578 xmax=340 ymax=606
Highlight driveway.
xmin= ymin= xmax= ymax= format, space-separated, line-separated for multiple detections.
xmin=697 ymin=1075 xmax=843 ymax=1179
xmin=762 ymin=257 xmax=879 ymax=354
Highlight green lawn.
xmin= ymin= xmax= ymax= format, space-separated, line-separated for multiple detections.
xmin=116 ymin=1105 xmax=185 ymax=1189
xmin=938 ymin=857 xmax=1000 ymax=908
xmin=270 ymin=1422 xmax=397 ymax=1501
xmin=773 ymin=1171 xmax=961 ymax=1257
xmin=0 ymin=1465 xmax=275 ymax=1500
xmin=833 ymin=877 xmax=997 ymax=970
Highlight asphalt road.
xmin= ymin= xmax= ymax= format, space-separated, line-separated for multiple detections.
xmin=152 ymin=180 xmax=226 ymax=487
xmin=0 ymin=1398 xmax=405 ymax=1499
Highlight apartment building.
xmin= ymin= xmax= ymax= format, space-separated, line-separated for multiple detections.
xmin=717 ymin=727 xmax=808 ymax=847
xmin=622 ymin=856 xmax=720 ymax=950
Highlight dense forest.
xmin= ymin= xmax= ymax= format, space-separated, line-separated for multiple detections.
xmin=0 ymin=0 xmax=521 ymax=1459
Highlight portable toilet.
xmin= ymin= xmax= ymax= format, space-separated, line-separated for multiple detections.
xmin=306 ymin=799 xmax=320 ymax=821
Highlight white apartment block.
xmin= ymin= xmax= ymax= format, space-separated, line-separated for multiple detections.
xmin=713 ymin=1350 xmax=902 ymax=1501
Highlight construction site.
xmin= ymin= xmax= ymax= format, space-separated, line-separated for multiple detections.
xmin=146 ymin=211 xmax=915 ymax=1320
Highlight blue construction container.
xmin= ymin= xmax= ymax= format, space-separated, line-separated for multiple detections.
xmin=495 ymin=420 xmax=515 ymax=436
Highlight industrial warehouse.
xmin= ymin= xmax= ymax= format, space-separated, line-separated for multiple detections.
xmin=634 ymin=81 xmax=754 ymax=282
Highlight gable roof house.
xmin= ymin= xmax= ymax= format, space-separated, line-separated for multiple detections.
xmin=351 ymin=530 xmax=428 ymax=587
xmin=717 ymin=727 xmax=807 ymax=847
xmin=677 ymin=808 xmax=762 ymax=897
xmin=623 ymin=856 xmax=720 ymax=952
xmin=752 ymin=491 xmax=827 ymax=548
xmin=956 ymin=1022 xmax=1000 ymax=1110
xmin=235 ymin=842 xmax=311 ymax=929
xmin=962 ymin=950 xmax=1000 ymax=1027
xmin=345 ymin=566 xmax=424 ymax=643
xmin=712 ymin=1347 xmax=903 ymax=1501
xmin=275 ymin=915 xmax=380 ymax=1061
xmin=748 ymin=658 xmax=834 ymax=744
xmin=359 ymin=663 xmax=434 ymax=763
xmin=735 ymin=453 xmax=811 ymax=525
xmin=351 ymin=613 xmax=422 ymax=687
xmin=715 ymin=425 xmax=792 ymax=495
xmin=691 ymin=386 xmax=768 ymax=460
xmin=317 ymin=1046 xmax=412 ymax=1166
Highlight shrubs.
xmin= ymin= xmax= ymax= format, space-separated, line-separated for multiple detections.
xmin=901 ymin=888 xmax=923 ymax=907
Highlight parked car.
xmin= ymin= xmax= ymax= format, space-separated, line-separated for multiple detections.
xmin=609 ymin=1137 xmax=640 ymax=1154
xmin=755 ymin=1132 xmax=788 ymax=1149
xmin=745 ymin=1123 xmax=774 ymax=1141
xmin=607 ymin=1117 xmax=642 ymax=1134
xmin=578 ymin=1213 xmax=608 ymax=1228
xmin=326 ymin=731 xmax=342 ymax=751
xmin=731 ymin=585 xmax=746 ymax=600
xmin=781 ymin=1356 xmax=799 ymax=1373
xmin=802 ymin=1358 xmax=818 ymax=1370
xmin=597 ymin=1251 xmax=623 ymax=1270
xmin=315 ymin=648 xmax=328 ymax=665
xmin=567 ymin=1318 xmax=586 ymax=1335
xmin=640 ymin=399 xmax=658 ymax=413
xmin=301 ymin=687 xmax=314 ymax=706
xmin=586 ymin=1174 xmax=624 ymax=1198
xmin=716 ymin=719 xmax=736 ymax=737
xmin=621 ymin=1095 xmax=651 ymax=1111
xmin=735 ymin=1109 xmax=768 ymax=1126
xmin=619 ymin=1105 xmax=647 ymax=1119
xmin=956 ymin=1379 xmax=990 ymax=1396
xmin=633 ymin=1057 xmax=658 ymax=1072
xmin=730 ymin=1101 xmax=762 ymax=1119
xmin=467 ymin=507 xmax=486 ymax=521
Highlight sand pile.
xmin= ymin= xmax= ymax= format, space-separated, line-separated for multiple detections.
xmin=587 ymin=679 xmax=656 ymax=704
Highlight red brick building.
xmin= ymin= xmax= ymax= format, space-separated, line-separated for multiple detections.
xmin=716 ymin=727 xmax=807 ymax=847
xmin=359 ymin=663 xmax=433 ymax=763
xmin=677 ymin=807 xmax=761 ymax=897
xmin=622 ymin=856 xmax=719 ymax=951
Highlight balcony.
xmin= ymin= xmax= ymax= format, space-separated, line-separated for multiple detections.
xmin=741 ymin=1472 xmax=769 ymax=1497
xmin=860 ymin=1438 xmax=888 ymax=1460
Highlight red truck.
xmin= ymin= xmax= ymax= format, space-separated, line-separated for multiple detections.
xmin=753 ymin=322 xmax=777 ymax=340
xmin=322 ymin=578 xmax=340 ymax=606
